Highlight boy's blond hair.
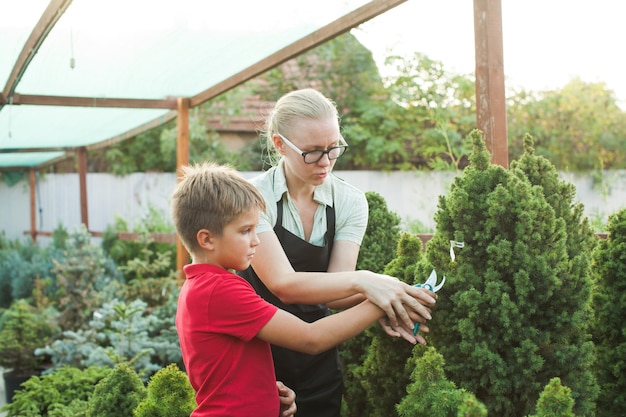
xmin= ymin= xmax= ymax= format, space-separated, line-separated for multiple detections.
xmin=171 ymin=162 xmax=266 ymax=255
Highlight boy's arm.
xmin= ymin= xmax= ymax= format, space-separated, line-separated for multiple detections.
xmin=256 ymin=300 xmax=429 ymax=355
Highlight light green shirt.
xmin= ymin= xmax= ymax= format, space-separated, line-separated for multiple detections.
xmin=249 ymin=160 xmax=368 ymax=247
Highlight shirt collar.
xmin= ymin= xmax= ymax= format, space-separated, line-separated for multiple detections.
xmin=273 ymin=159 xmax=334 ymax=207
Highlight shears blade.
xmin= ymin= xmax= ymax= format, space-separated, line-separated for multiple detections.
xmin=421 ymin=269 xmax=445 ymax=292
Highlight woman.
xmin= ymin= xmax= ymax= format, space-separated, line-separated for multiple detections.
xmin=238 ymin=88 xmax=435 ymax=417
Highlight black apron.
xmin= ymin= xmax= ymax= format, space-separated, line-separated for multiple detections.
xmin=238 ymin=199 xmax=342 ymax=417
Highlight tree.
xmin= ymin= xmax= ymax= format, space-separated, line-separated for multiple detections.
xmin=134 ymin=363 xmax=196 ymax=417
xmin=425 ymin=130 xmax=596 ymax=416
xmin=592 ymin=208 xmax=626 ymax=416
xmin=511 ymin=134 xmax=598 ymax=414
xmin=507 ymin=77 xmax=626 ymax=170
xmin=87 ymin=364 xmax=146 ymax=417
xmin=527 ymin=378 xmax=576 ymax=417
xmin=353 ymin=233 xmax=423 ymax=417
xmin=396 ymin=347 xmax=487 ymax=417
xmin=341 ymin=191 xmax=401 ymax=417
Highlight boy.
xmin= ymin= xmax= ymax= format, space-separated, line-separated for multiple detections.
xmin=171 ymin=162 xmax=430 ymax=417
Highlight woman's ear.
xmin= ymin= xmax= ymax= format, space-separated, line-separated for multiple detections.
xmin=272 ymin=133 xmax=286 ymax=156
xmin=196 ymin=229 xmax=215 ymax=251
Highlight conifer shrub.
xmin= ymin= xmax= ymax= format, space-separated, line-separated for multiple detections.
xmin=133 ymin=363 xmax=196 ymax=417
xmin=342 ymin=191 xmax=401 ymax=417
xmin=511 ymin=134 xmax=597 ymax=414
xmin=396 ymin=346 xmax=486 ymax=417
xmin=52 ymin=225 xmax=121 ymax=331
xmin=1 ymin=365 xmax=111 ymax=417
xmin=0 ymin=232 xmax=61 ymax=308
xmin=38 ymin=298 xmax=182 ymax=378
xmin=424 ymin=130 xmax=596 ymax=416
xmin=87 ymin=363 xmax=146 ymax=417
xmin=528 ymin=378 xmax=575 ymax=417
xmin=356 ymin=191 xmax=401 ymax=272
xmin=352 ymin=233 xmax=423 ymax=417
xmin=592 ymin=208 xmax=626 ymax=416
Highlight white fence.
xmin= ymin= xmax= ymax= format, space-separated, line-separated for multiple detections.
xmin=1 ymin=170 xmax=625 ymax=245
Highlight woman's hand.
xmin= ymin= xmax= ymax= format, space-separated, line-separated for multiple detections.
xmin=359 ymin=272 xmax=436 ymax=330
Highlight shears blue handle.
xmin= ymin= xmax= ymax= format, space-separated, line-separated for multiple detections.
xmin=412 ymin=270 xmax=445 ymax=335
xmin=413 ymin=283 xmax=433 ymax=335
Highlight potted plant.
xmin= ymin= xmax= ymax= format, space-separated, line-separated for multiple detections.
xmin=0 ymin=299 xmax=56 ymax=403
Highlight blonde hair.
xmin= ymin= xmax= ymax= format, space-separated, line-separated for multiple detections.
xmin=264 ymin=88 xmax=340 ymax=164
xmin=171 ymin=162 xmax=266 ymax=255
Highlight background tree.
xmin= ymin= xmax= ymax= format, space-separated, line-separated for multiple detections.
xmin=507 ymin=77 xmax=626 ymax=170
xmin=425 ymin=130 xmax=596 ymax=416
xmin=591 ymin=208 xmax=626 ymax=416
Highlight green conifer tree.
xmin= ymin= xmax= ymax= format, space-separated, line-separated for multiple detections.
xmin=425 ymin=130 xmax=594 ymax=416
xmin=342 ymin=191 xmax=401 ymax=417
xmin=355 ymin=233 xmax=423 ymax=417
xmin=396 ymin=346 xmax=487 ymax=417
xmin=511 ymin=134 xmax=597 ymax=414
xmin=591 ymin=208 xmax=626 ymax=415
xmin=133 ymin=363 xmax=196 ymax=417
xmin=87 ymin=364 xmax=146 ymax=417
xmin=528 ymin=378 xmax=576 ymax=417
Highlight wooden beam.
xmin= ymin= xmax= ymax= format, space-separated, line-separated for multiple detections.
xmin=77 ymin=146 xmax=89 ymax=229
xmin=176 ymin=98 xmax=190 ymax=280
xmin=0 ymin=0 xmax=73 ymax=110
xmin=191 ymin=0 xmax=408 ymax=107
xmin=29 ymin=169 xmax=37 ymax=242
xmin=11 ymin=94 xmax=177 ymax=109
xmin=86 ymin=110 xmax=178 ymax=152
xmin=473 ymin=0 xmax=508 ymax=168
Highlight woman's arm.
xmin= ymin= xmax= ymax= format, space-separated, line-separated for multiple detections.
xmin=250 ymin=231 xmax=436 ymax=329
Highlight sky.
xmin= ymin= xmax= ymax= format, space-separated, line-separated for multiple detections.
xmin=353 ymin=0 xmax=626 ymax=107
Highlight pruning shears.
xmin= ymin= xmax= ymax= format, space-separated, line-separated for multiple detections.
xmin=413 ymin=269 xmax=445 ymax=335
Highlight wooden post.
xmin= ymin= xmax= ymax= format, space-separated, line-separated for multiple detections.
xmin=473 ymin=0 xmax=508 ymax=168
xmin=176 ymin=98 xmax=190 ymax=280
xmin=77 ymin=146 xmax=89 ymax=229
xmin=29 ymin=168 xmax=37 ymax=242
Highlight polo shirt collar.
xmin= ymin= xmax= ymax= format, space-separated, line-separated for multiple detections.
xmin=274 ymin=159 xmax=334 ymax=207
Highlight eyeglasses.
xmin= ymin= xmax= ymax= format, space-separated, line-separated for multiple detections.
xmin=277 ymin=133 xmax=348 ymax=164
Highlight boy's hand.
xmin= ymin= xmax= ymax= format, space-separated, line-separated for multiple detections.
xmin=379 ymin=318 xmax=430 ymax=345
xmin=277 ymin=381 xmax=297 ymax=417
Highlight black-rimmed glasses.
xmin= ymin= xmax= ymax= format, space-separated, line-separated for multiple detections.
xmin=277 ymin=133 xmax=348 ymax=164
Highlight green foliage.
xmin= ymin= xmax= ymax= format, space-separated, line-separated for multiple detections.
xmin=133 ymin=363 xmax=196 ymax=417
xmin=1 ymin=365 xmax=111 ymax=417
xmin=101 ymin=208 xmax=176 ymax=281
xmin=52 ymin=225 xmax=121 ymax=330
xmin=357 ymin=191 xmax=402 ymax=272
xmin=377 ymin=52 xmax=475 ymax=171
xmin=527 ymin=378 xmax=575 ymax=417
xmin=507 ymin=77 xmax=626 ymax=170
xmin=350 ymin=233 xmax=423 ymax=417
xmin=87 ymin=364 xmax=146 ymax=417
xmin=38 ymin=297 xmax=182 ymax=378
xmin=396 ymin=346 xmax=486 ymax=417
xmin=342 ymin=191 xmax=401 ymax=417
xmin=0 ymin=299 xmax=57 ymax=373
xmin=0 ymin=232 xmax=61 ymax=308
xmin=426 ymin=130 xmax=596 ymax=416
xmin=591 ymin=208 xmax=626 ymax=416
xmin=511 ymin=134 xmax=598 ymax=414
